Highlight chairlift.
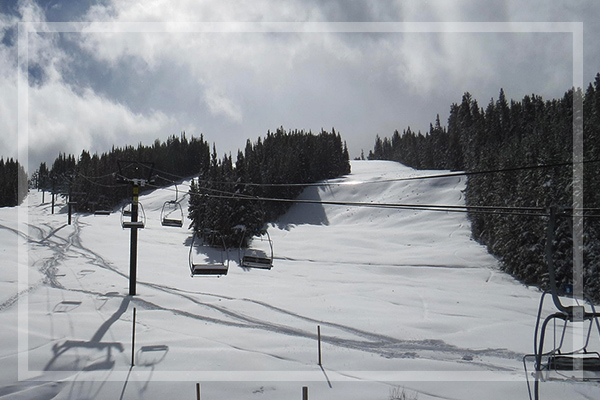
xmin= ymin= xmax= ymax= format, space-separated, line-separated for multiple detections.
xmin=161 ymin=185 xmax=184 ymax=227
xmin=94 ymin=210 xmax=111 ymax=216
xmin=238 ymin=227 xmax=273 ymax=270
xmin=121 ymin=202 xmax=146 ymax=229
xmin=523 ymin=207 xmax=600 ymax=400
xmin=161 ymin=201 xmax=183 ymax=227
xmin=188 ymin=231 xmax=229 ymax=276
xmin=93 ymin=196 xmax=111 ymax=215
xmin=122 ymin=203 xmax=132 ymax=217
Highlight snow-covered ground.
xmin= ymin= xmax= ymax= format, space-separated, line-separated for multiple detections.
xmin=0 ymin=160 xmax=598 ymax=399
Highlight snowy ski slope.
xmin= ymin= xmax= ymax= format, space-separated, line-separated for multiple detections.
xmin=0 ymin=160 xmax=598 ymax=399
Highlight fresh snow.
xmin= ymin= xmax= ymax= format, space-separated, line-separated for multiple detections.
xmin=0 ymin=160 xmax=598 ymax=399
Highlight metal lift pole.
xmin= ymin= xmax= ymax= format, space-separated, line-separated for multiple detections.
xmin=68 ymin=184 xmax=72 ymax=225
xmin=117 ymin=160 xmax=154 ymax=297
xmin=129 ymin=184 xmax=140 ymax=296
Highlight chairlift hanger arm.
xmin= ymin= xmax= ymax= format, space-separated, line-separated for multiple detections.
xmin=545 ymin=206 xmax=593 ymax=316
xmin=239 ymin=230 xmax=274 ymax=269
xmin=188 ymin=232 xmax=229 ymax=276
xmin=161 ymin=199 xmax=184 ymax=227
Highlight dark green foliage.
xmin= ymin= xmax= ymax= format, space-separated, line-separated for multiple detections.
xmin=369 ymin=76 xmax=600 ymax=303
xmin=34 ymin=133 xmax=212 ymax=213
xmin=36 ymin=128 xmax=350 ymax=250
xmin=0 ymin=158 xmax=28 ymax=207
xmin=188 ymin=127 xmax=351 ymax=247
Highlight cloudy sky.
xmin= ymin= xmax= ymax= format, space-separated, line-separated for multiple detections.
xmin=1 ymin=0 xmax=599 ymax=171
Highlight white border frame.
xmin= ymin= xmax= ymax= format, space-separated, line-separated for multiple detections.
xmin=17 ymin=21 xmax=584 ymax=382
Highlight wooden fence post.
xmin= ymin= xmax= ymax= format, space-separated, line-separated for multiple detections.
xmin=317 ymin=325 xmax=322 ymax=366
xmin=131 ymin=307 xmax=136 ymax=366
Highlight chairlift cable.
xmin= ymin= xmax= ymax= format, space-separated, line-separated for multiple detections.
xmin=69 ymin=163 xmax=600 ymax=219
xmin=64 ymin=157 xmax=600 ymax=193
xmin=142 ymin=157 xmax=600 ymax=189
xmin=86 ymin=175 xmax=599 ymax=219
xmin=181 ymin=185 xmax=600 ymax=218
xmin=75 ymin=172 xmax=128 ymax=189
xmin=187 ymin=191 xmax=547 ymax=214
xmin=76 ymin=171 xmax=118 ymax=180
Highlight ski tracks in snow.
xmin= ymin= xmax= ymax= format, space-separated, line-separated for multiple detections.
xmin=131 ymin=280 xmax=524 ymax=371
xmin=7 ymin=201 xmax=524 ymax=381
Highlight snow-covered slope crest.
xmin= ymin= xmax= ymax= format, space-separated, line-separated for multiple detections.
xmin=0 ymin=160 xmax=597 ymax=400
xmin=275 ymin=160 xmax=495 ymax=269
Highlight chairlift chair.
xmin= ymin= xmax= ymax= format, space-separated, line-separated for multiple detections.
xmin=122 ymin=203 xmax=132 ymax=217
xmin=121 ymin=202 xmax=146 ymax=229
xmin=239 ymin=228 xmax=273 ymax=270
xmin=93 ymin=196 xmax=111 ymax=215
xmin=188 ymin=231 xmax=229 ymax=276
xmin=94 ymin=210 xmax=111 ymax=216
xmin=161 ymin=200 xmax=183 ymax=227
xmin=160 ymin=184 xmax=184 ymax=227
xmin=523 ymin=207 xmax=600 ymax=400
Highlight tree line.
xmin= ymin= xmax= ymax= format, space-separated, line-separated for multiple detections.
xmin=33 ymin=133 xmax=212 ymax=213
xmin=0 ymin=158 xmax=28 ymax=207
xmin=368 ymin=75 xmax=600 ymax=303
xmin=32 ymin=128 xmax=351 ymax=248
xmin=188 ymin=127 xmax=351 ymax=247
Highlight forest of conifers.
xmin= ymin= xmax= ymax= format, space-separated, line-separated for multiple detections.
xmin=368 ymin=75 xmax=600 ymax=303
xmin=30 ymin=127 xmax=350 ymax=247
xmin=0 ymin=158 xmax=28 ymax=207
xmin=4 ymin=74 xmax=599 ymax=301
xmin=188 ymin=128 xmax=351 ymax=247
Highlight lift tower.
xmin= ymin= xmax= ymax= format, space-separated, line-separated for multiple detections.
xmin=116 ymin=161 xmax=154 ymax=296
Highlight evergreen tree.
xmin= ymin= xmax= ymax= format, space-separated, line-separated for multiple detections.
xmin=368 ymin=78 xmax=600 ymax=303
xmin=0 ymin=158 xmax=28 ymax=207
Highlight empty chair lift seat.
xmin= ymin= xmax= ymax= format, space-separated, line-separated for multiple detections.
xmin=188 ymin=232 xmax=229 ymax=277
xmin=547 ymin=354 xmax=600 ymax=371
xmin=94 ymin=210 xmax=111 ymax=216
xmin=242 ymin=249 xmax=272 ymax=269
xmin=161 ymin=200 xmax=183 ymax=228
xmin=238 ymin=229 xmax=274 ymax=270
xmin=122 ymin=221 xmax=145 ymax=229
xmin=190 ymin=263 xmax=228 ymax=276
xmin=162 ymin=218 xmax=183 ymax=227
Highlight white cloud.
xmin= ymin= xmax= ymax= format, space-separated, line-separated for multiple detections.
xmin=29 ymin=82 xmax=173 ymax=155
xmin=0 ymin=74 xmax=17 ymax=161
xmin=85 ymin=0 xmax=325 ymax=24
xmin=203 ymin=87 xmax=242 ymax=123
xmin=1 ymin=0 xmax=589 ymax=166
xmin=75 ymin=24 xmax=360 ymax=129
xmin=78 ymin=1 xmax=574 ymax=107
xmin=0 ymin=0 xmax=176 ymax=170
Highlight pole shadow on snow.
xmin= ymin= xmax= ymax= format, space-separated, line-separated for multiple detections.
xmin=119 ymin=366 xmax=134 ymax=400
xmin=320 ymin=365 xmax=333 ymax=388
